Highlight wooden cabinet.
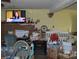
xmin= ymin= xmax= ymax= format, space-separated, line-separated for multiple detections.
xmin=1 ymin=22 xmax=35 ymax=44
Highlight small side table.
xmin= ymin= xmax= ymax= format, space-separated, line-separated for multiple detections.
xmin=58 ymin=52 xmax=77 ymax=59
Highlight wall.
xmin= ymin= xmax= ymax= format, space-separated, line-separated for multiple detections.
xmin=26 ymin=9 xmax=52 ymax=29
xmin=1 ymin=9 xmax=77 ymax=32
xmin=70 ymin=10 xmax=77 ymax=32
xmin=1 ymin=9 xmax=6 ymax=22
xmin=26 ymin=9 xmax=77 ymax=32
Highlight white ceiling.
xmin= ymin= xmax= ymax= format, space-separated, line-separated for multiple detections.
xmin=2 ymin=0 xmax=77 ymax=12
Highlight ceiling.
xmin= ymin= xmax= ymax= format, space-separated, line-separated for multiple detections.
xmin=1 ymin=0 xmax=77 ymax=12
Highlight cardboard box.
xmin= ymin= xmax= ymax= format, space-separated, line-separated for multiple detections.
xmin=1 ymin=57 xmax=5 ymax=59
xmin=32 ymin=55 xmax=34 ymax=59
xmin=47 ymin=48 xmax=58 ymax=59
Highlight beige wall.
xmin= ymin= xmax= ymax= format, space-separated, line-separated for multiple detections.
xmin=1 ymin=9 xmax=6 ymax=21
xmin=70 ymin=10 xmax=77 ymax=32
xmin=26 ymin=9 xmax=77 ymax=32
xmin=1 ymin=9 xmax=77 ymax=32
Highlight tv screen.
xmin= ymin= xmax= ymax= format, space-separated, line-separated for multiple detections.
xmin=6 ymin=10 xmax=26 ymax=22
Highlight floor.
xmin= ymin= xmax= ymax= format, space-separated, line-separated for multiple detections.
xmin=34 ymin=55 xmax=48 ymax=59
xmin=34 ymin=55 xmax=77 ymax=59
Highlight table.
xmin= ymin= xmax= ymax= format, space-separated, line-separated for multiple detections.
xmin=58 ymin=52 xmax=77 ymax=59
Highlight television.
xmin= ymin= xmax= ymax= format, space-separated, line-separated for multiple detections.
xmin=6 ymin=10 xmax=26 ymax=22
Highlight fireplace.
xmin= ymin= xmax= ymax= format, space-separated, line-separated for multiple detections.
xmin=33 ymin=40 xmax=47 ymax=55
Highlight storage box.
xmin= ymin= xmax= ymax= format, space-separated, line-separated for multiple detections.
xmin=1 ymin=57 xmax=4 ymax=59
xmin=47 ymin=48 xmax=58 ymax=59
